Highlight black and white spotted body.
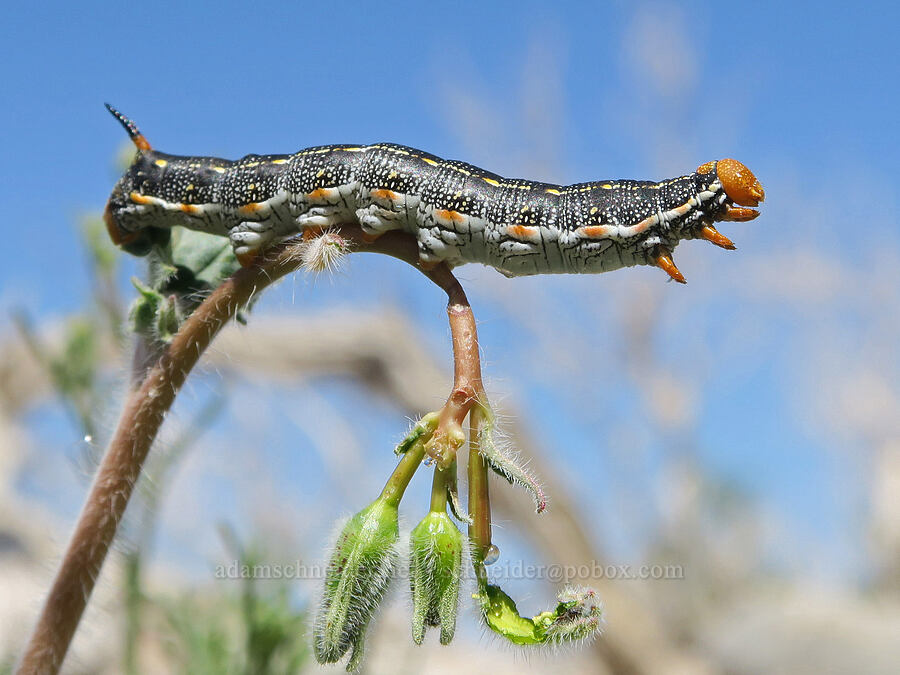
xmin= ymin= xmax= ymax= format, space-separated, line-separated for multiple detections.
xmin=105 ymin=106 xmax=762 ymax=278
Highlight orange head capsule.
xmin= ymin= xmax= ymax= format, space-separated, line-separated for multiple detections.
xmin=698 ymin=158 xmax=765 ymax=207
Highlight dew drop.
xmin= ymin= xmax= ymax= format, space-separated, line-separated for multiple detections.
xmin=483 ymin=544 xmax=500 ymax=566
xmin=83 ymin=435 xmax=93 ymax=443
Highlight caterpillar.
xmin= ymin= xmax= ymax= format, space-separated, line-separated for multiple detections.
xmin=103 ymin=104 xmax=764 ymax=282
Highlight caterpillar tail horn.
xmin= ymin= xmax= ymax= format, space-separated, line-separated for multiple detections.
xmin=104 ymin=103 xmax=152 ymax=151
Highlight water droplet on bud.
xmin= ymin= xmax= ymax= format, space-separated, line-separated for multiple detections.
xmin=484 ymin=544 xmax=500 ymax=565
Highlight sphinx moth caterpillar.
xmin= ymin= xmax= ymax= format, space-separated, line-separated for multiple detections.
xmin=104 ymin=104 xmax=764 ymax=282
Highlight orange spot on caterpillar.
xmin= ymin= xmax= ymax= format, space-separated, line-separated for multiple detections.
xmin=239 ymin=202 xmax=261 ymax=214
xmin=129 ymin=191 xmax=152 ymax=205
xmin=630 ymin=215 xmax=657 ymax=233
xmin=308 ymin=187 xmax=336 ymax=200
xmin=577 ymin=225 xmax=614 ymax=238
xmin=180 ymin=203 xmax=200 ymax=214
xmin=668 ymin=203 xmax=692 ymax=217
xmin=370 ymin=188 xmax=399 ymax=201
xmin=103 ymin=203 xmax=139 ymax=246
xmin=434 ymin=209 xmax=465 ymax=224
xmin=507 ymin=225 xmax=539 ymax=239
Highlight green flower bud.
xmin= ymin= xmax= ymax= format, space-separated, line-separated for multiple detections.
xmin=409 ymin=510 xmax=464 ymax=645
xmin=314 ymin=497 xmax=399 ymax=671
xmin=478 ymin=583 xmax=603 ymax=646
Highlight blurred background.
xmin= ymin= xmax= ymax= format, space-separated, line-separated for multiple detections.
xmin=2 ymin=1 xmax=899 ymax=673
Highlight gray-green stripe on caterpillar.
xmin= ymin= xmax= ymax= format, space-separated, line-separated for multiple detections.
xmin=104 ymin=104 xmax=764 ymax=283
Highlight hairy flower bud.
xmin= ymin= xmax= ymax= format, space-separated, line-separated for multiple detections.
xmin=478 ymin=582 xmax=603 ymax=646
xmin=409 ymin=510 xmax=464 ymax=645
xmin=314 ymin=498 xmax=399 ymax=671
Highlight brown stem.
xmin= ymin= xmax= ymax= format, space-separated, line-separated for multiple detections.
xmin=17 ymin=225 xmax=479 ymax=675
xmin=421 ymin=268 xmax=488 ymax=468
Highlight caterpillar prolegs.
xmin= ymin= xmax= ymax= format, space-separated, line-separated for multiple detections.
xmin=103 ymin=105 xmax=764 ymax=282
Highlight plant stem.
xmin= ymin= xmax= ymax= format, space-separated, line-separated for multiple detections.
xmin=430 ymin=466 xmax=451 ymax=512
xmin=18 ymin=226 xmax=481 ymax=675
xmin=379 ymin=436 xmax=428 ymax=507
xmin=467 ymin=405 xmax=493 ymax=565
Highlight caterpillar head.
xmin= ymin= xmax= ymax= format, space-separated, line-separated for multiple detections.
xmin=698 ymin=158 xmax=765 ymax=220
xmin=104 ymin=199 xmax=170 ymax=257
xmin=654 ymin=159 xmax=764 ymax=283
xmin=103 ymin=104 xmax=170 ymax=255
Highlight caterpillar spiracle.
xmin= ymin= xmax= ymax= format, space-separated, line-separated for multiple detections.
xmin=103 ymin=105 xmax=764 ymax=282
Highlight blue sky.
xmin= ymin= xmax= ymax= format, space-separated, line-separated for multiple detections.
xmin=3 ymin=0 xmax=900 ymax=588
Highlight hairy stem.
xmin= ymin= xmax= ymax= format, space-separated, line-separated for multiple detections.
xmin=18 ymin=225 xmax=480 ymax=675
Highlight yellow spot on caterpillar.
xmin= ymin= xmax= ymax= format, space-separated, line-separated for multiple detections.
xmin=186 ymin=184 xmax=195 ymax=191
xmin=434 ymin=209 xmax=465 ymax=224
xmin=343 ymin=147 xmax=364 ymax=152
xmin=422 ymin=158 xmax=438 ymax=166
xmin=590 ymin=206 xmax=598 ymax=215
xmin=154 ymin=159 xmax=168 ymax=167
xmin=248 ymin=183 xmax=256 ymax=191
xmin=213 ymin=167 xmax=227 ymax=173
xmin=245 ymin=162 xmax=259 ymax=168
xmin=272 ymin=158 xmax=289 ymax=164
xmin=129 ymin=192 xmax=152 ymax=205
xmin=600 ymin=183 xmax=613 ymax=189
xmin=483 ymin=177 xmax=500 ymax=186
xmin=371 ymin=188 xmax=399 ymax=201
xmin=544 ymin=188 xmax=560 ymax=195
xmin=507 ymin=225 xmax=539 ymax=239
